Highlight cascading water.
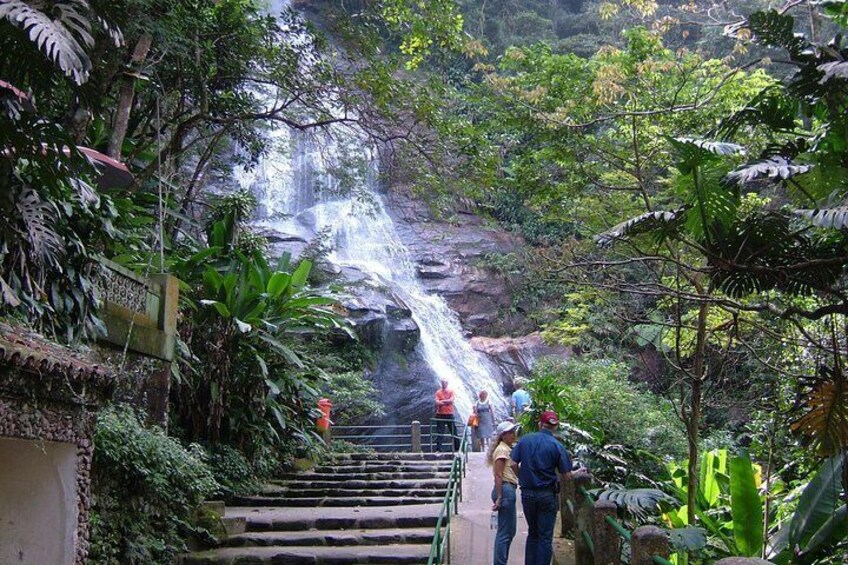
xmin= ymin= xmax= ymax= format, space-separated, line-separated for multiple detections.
xmin=238 ymin=132 xmax=507 ymax=421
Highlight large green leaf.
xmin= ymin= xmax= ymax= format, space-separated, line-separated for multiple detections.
xmin=730 ymin=452 xmax=764 ymax=557
xmin=259 ymin=333 xmax=305 ymax=368
xmin=667 ymin=527 xmax=707 ymax=552
xmin=202 ymin=268 xmax=224 ymax=293
xmin=700 ymin=449 xmax=728 ymax=508
xmin=267 ymin=272 xmax=292 ymax=298
xmin=788 ymin=455 xmax=845 ymax=554
xmin=742 ymin=10 xmax=809 ymax=57
xmin=291 ymin=260 xmax=313 ymax=289
xmin=200 ymin=299 xmax=230 ymax=318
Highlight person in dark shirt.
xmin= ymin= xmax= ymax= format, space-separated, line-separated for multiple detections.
xmin=510 ymin=410 xmax=573 ymax=565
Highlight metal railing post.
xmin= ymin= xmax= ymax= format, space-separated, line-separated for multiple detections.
xmin=411 ymin=420 xmax=422 ymax=452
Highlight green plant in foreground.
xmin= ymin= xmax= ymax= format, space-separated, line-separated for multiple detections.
xmin=665 ymin=450 xmax=764 ymax=559
xmin=768 ymin=455 xmax=847 ymax=565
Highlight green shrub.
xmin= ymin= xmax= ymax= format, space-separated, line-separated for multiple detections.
xmin=207 ymin=444 xmax=258 ymax=498
xmin=524 ymin=358 xmax=687 ymax=481
xmin=321 ymin=371 xmax=386 ymax=425
xmin=89 ymin=406 xmax=218 ymax=564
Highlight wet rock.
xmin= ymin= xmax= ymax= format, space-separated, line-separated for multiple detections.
xmin=341 ymin=288 xmax=420 ymax=352
xmin=386 ymin=318 xmax=420 ymax=353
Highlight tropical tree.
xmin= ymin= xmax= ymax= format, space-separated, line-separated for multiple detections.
xmin=171 ymin=193 xmax=350 ymax=455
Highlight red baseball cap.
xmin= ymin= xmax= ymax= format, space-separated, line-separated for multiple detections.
xmin=539 ymin=411 xmax=559 ymax=426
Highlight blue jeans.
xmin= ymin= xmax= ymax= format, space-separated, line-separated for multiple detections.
xmin=491 ymin=483 xmax=517 ymax=565
xmin=521 ymin=488 xmax=559 ymax=565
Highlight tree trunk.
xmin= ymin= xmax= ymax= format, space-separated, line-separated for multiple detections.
xmin=687 ymin=301 xmax=709 ymax=524
xmin=107 ymin=33 xmax=153 ymax=160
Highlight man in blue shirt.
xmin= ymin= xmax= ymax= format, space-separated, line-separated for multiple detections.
xmin=510 ymin=410 xmax=572 ymax=565
xmin=511 ymin=379 xmax=531 ymax=418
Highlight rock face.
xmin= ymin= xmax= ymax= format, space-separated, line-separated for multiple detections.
xmin=340 ymin=285 xmax=419 ymax=353
xmin=469 ymin=333 xmax=570 ymax=386
xmin=386 ymin=193 xmax=525 ymax=337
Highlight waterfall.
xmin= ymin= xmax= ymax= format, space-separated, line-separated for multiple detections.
xmin=238 ymin=131 xmax=507 ymax=421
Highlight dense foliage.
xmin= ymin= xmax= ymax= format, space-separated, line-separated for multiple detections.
xmin=90 ymin=407 xmax=218 ymax=564
xmin=4 ymin=0 xmax=848 ymax=562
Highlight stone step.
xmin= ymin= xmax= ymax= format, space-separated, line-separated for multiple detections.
xmin=249 ymin=487 xmax=446 ymax=499
xmin=233 ymin=495 xmax=445 ymax=507
xmin=226 ymin=504 xmax=441 ymax=532
xmin=182 ymin=544 xmax=432 ymax=564
xmin=328 ymin=452 xmax=455 ymax=462
xmin=275 ymin=470 xmax=450 ymax=481
xmin=312 ymin=463 xmax=453 ymax=473
xmin=224 ymin=528 xmax=434 ymax=548
xmin=262 ymin=478 xmax=448 ymax=492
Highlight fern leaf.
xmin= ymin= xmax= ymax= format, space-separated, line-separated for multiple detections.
xmin=725 ymin=157 xmax=812 ymax=186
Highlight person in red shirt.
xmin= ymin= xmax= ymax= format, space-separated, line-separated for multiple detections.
xmin=434 ymin=378 xmax=459 ymax=451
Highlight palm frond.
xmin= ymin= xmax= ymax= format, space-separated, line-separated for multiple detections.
xmin=818 ymin=61 xmax=848 ymax=84
xmin=674 ymin=138 xmax=745 ymax=156
xmin=15 ymin=187 xmax=63 ymax=267
xmin=595 ymin=209 xmax=685 ymax=247
xmin=595 ymin=486 xmax=677 ymax=520
xmin=0 ymin=0 xmax=94 ymax=83
xmin=790 ymin=365 xmax=848 ymax=457
xmin=668 ymin=137 xmax=744 ymax=176
xmin=794 ymin=207 xmax=848 ymax=229
xmin=709 ymin=212 xmax=846 ymax=297
xmin=731 ymin=10 xmax=809 ymax=57
xmin=714 ymin=87 xmax=799 ymax=140
xmin=725 ymin=157 xmax=812 ymax=186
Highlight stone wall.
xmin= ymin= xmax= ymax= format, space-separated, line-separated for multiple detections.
xmin=0 ymin=325 xmax=113 ymax=565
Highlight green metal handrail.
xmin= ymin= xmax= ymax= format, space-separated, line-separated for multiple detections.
xmin=428 ymin=419 xmax=468 ymax=453
xmin=427 ymin=426 xmax=471 ymax=565
xmin=604 ymin=514 xmax=631 ymax=541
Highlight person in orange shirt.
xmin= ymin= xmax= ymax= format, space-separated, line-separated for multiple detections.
xmin=434 ymin=378 xmax=459 ymax=451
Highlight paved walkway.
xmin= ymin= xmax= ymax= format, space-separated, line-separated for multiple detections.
xmin=450 ymin=451 xmax=575 ymax=565
xmin=451 ymin=451 xmax=527 ymax=563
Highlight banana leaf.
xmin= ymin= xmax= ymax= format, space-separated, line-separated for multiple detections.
xmin=730 ymin=452 xmax=764 ymax=557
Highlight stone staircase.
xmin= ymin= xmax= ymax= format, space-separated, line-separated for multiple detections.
xmin=184 ymin=452 xmax=455 ymax=565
